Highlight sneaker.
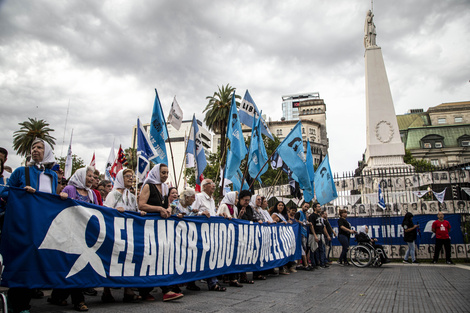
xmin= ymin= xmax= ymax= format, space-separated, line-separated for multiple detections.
xmin=289 ymin=266 xmax=297 ymax=273
xmin=305 ymin=265 xmax=315 ymax=271
xmin=403 ymin=260 xmax=410 ymax=264
xmin=338 ymin=263 xmax=345 ymax=267
xmin=162 ymin=292 xmax=184 ymax=302
xmin=319 ymin=265 xmax=329 ymax=269
xmin=446 ymin=260 xmax=455 ymax=265
xmin=412 ymin=261 xmax=419 ymax=264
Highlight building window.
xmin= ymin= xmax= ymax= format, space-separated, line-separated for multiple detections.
xmin=431 ymin=159 xmax=439 ymax=166
xmin=276 ymin=129 xmax=282 ymax=136
xmin=302 ymin=128 xmax=305 ymax=134
xmin=421 ymin=134 xmax=444 ymax=149
xmin=438 ymin=118 xmax=446 ymax=124
xmin=462 ymin=141 xmax=470 ymax=147
xmin=434 ymin=142 xmax=443 ymax=148
xmin=423 ymin=143 xmax=431 ymax=148
xmin=309 ymin=128 xmax=314 ymax=135
xmin=455 ymin=117 xmax=463 ymax=123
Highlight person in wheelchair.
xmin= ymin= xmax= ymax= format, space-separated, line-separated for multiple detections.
xmin=356 ymin=226 xmax=391 ymax=264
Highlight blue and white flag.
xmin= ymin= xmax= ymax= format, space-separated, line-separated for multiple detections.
xmin=378 ymin=182 xmax=385 ymax=209
xmin=225 ymin=92 xmax=247 ymax=180
xmin=239 ymin=90 xmax=274 ymax=140
xmin=230 ymin=168 xmax=250 ymax=192
xmin=248 ymin=112 xmax=268 ymax=184
xmin=149 ymin=88 xmax=169 ymax=165
xmin=277 ymin=121 xmax=313 ymax=197
xmin=186 ymin=115 xmax=207 ymax=185
xmin=303 ymin=140 xmax=315 ymax=203
xmin=313 ymin=155 xmax=337 ymax=205
xmin=0 ymin=188 xmax=301 ymax=288
xmin=136 ymin=118 xmax=157 ymax=181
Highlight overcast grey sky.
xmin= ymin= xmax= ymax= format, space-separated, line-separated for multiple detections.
xmin=1 ymin=0 xmax=469 ymax=177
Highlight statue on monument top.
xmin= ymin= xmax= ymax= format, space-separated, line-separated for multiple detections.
xmin=364 ymin=10 xmax=377 ymax=48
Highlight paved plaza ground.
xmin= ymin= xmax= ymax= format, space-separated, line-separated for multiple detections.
xmin=6 ymin=262 xmax=470 ymax=313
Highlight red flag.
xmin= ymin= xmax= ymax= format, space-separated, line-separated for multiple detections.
xmin=110 ymin=145 xmax=127 ymax=179
xmin=195 ymin=173 xmax=204 ymax=192
xmin=90 ymin=152 xmax=96 ymax=168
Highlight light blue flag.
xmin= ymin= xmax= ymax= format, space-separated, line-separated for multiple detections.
xmin=276 ymin=121 xmax=313 ymax=197
xmin=149 ymin=88 xmax=169 ymax=165
xmin=313 ymin=155 xmax=338 ymax=205
xmin=303 ymin=140 xmax=315 ymax=202
xmin=230 ymin=168 xmax=250 ymax=192
xmin=378 ymin=183 xmax=385 ymax=209
xmin=248 ymin=112 xmax=268 ymax=184
xmin=239 ymin=90 xmax=274 ymax=140
xmin=225 ymin=92 xmax=247 ymax=179
xmin=186 ymin=115 xmax=207 ymax=185
xmin=136 ymin=118 xmax=157 ymax=181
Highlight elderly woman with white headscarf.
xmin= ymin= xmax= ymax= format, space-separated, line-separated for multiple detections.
xmin=100 ymin=168 xmax=144 ymax=303
xmin=137 ymin=163 xmax=184 ymax=302
xmin=104 ymin=168 xmax=145 ymax=215
xmin=217 ymin=191 xmax=238 ymax=218
xmin=138 ymin=164 xmax=172 ymax=218
xmin=5 ymin=138 xmax=71 ymax=312
xmin=62 ymin=166 xmax=98 ymax=204
xmin=249 ymin=194 xmax=266 ymax=224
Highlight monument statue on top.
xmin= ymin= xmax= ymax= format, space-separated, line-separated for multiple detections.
xmin=364 ymin=10 xmax=377 ymax=48
xmin=362 ymin=10 xmax=411 ymax=174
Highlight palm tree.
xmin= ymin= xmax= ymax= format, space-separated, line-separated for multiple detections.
xmin=13 ymin=118 xmax=56 ymax=157
xmin=203 ymin=84 xmax=240 ymax=168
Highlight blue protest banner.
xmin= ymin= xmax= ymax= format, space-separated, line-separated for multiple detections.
xmin=0 ymin=188 xmax=301 ymax=288
xmin=328 ymin=214 xmax=464 ymax=246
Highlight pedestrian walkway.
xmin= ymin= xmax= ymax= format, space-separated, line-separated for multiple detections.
xmin=9 ymin=263 xmax=470 ymax=313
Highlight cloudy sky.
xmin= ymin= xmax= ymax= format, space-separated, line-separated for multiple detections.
xmin=1 ymin=0 xmax=469 ymax=176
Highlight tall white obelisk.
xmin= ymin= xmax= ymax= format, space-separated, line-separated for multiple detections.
xmin=362 ymin=10 xmax=410 ymax=172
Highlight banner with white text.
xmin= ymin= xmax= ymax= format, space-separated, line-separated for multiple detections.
xmin=0 ymin=188 xmax=301 ymax=288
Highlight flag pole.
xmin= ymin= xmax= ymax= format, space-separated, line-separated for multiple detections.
xmin=177 ymin=124 xmax=192 ymax=189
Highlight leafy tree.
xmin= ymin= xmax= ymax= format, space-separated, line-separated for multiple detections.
xmin=403 ymin=149 xmax=435 ymax=172
xmin=13 ymin=118 xmax=56 ymax=157
xmin=124 ymin=147 xmax=137 ymax=172
xmin=57 ymin=154 xmax=85 ymax=177
xmin=203 ymin=84 xmax=240 ymax=168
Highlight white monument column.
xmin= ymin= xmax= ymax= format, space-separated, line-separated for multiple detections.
xmin=363 ymin=10 xmax=411 ymax=171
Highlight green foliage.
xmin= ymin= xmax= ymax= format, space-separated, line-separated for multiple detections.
xmin=404 ymin=149 xmax=435 ymax=172
xmin=203 ymin=84 xmax=240 ymax=168
xmin=124 ymin=147 xmax=137 ymax=171
xmin=57 ymin=154 xmax=85 ymax=176
xmin=13 ymin=118 xmax=56 ymax=157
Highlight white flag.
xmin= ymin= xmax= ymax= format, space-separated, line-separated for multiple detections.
xmin=64 ymin=131 xmax=73 ymax=179
xmin=412 ymin=190 xmax=429 ymax=198
xmin=168 ymin=96 xmax=183 ymax=130
xmin=105 ymin=141 xmax=115 ymax=182
xmin=432 ymin=188 xmax=447 ymax=204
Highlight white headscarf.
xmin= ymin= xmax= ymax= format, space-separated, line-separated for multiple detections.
xmin=68 ymin=167 xmax=95 ymax=201
xmin=221 ymin=191 xmax=237 ymax=206
xmin=250 ymin=194 xmax=260 ymax=209
xmin=143 ymin=164 xmax=169 ymax=196
xmin=357 ymin=225 xmax=367 ymax=235
xmin=29 ymin=138 xmax=56 ymax=169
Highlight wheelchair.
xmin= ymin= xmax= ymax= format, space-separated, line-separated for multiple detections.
xmin=349 ymin=242 xmax=385 ymax=268
xmin=0 ymin=254 xmax=6 ymax=312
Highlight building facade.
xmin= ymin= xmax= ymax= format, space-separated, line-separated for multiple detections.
xmin=397 ymin=101 xmax=470 ymax=167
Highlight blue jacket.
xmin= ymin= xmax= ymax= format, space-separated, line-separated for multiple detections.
xmin=2 ymin=166 xmax=58 ymax=198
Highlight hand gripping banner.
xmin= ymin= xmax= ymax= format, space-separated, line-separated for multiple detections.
xmin=0 ymin=188 xmax=301 ymax=288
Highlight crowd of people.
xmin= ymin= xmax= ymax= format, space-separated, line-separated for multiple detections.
xmin=0 ymin=141 xmax=457 ymax=312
